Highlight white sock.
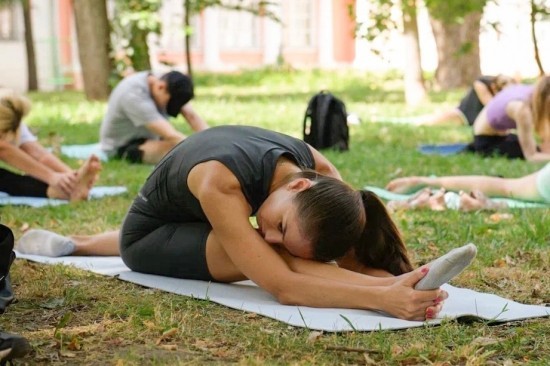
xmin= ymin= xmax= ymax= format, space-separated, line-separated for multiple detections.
xmin=415 ymin=243 xmax=477 ymax=290
xmin=16 ymin=229 xmax=75 ymax=257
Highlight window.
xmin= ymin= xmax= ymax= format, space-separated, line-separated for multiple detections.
xmin=0 ymin=3 xmax=19 ymax=41
xmin=285 ymin=0 xmax=315 ymax=48
xmin=218 ymin=2 xmax=259 ymax=49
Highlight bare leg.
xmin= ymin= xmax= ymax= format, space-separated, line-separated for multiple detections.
xmin=139 ymin=140 xmax=180 ymax=165
xmin=18 ymin=229 xmax=119 ymax=257
xmin=205 ymin=231 xmax=247 ymax=283
xmin=415 ymin=108 xmax=465 ymax=126
xmin=71 ymin=230 xmax=120 ymax=256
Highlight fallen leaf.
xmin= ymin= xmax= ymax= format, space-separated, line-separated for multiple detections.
xmin=60 ymin=351 xmax=77 ymax=358
xmin=156 ymin=328 xmax=178 ymax=345
xmin=67 ymin=337 xmax=81 ymax=351
xmin=487 ymin=213 xmax=514 ymax=223
xmin=20 ymin=222 xmax=30 ymax=232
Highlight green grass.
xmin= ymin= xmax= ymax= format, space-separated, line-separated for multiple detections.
xmin=1 ymin=68 xmax=548 ymax=365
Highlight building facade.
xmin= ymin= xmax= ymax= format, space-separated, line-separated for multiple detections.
xmin=0 ymin=0 xmax=548 ymax=92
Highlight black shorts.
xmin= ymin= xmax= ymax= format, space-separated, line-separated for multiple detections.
xmin=466 ymin=134 xmax=525 ymax=160
xmin=116 ymin=138 xmax=148 ymax=164
xmin=120 ymin=211 xmax=214 ymax=281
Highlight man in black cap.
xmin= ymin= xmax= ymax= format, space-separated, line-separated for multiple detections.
xmin=100 ymin=70 xmax=208 ymax=164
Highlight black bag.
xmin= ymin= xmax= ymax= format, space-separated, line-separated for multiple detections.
xmin=303 ymin=91 xmax=349 ymax=151
xmin=0 ymin=224 xmax=15 ymax=313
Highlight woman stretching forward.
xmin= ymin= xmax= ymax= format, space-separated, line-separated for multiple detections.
xmin=19 ymin=126 xmax=453 ymax=320
xmin=0 ymin=93 xmax=100 ymax=201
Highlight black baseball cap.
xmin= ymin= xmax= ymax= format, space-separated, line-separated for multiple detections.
xmin=162 ymin=71 xmax=194 ymax=117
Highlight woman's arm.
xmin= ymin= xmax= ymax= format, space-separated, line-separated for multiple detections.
xmin=307 ymin=145 xmax=342 ymax=180
xmin=0 ymin=140 xmax=75 ymax=194
xmin=473 ymin=80 xmax=494 ymax=105
xmin=20 ymin=141 xmax=72 ymax=173
xmin=508 ymin=101 xmax=550 ymax=161
xmin=188 ymin=161 xmax=444 ymax=320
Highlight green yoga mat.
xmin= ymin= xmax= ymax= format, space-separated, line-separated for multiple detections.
xmin=364 ymin=186 xmax=550 ymax=209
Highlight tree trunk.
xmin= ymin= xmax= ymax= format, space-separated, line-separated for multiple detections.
xmin=73 ymin=0 xmax=112 ymax=100
xmin=429 ymin=11 xmax=482 ymax=90
xmin=401 ymin=0 xmax=427 ymax=106
xmin=22 ymin=0 xmax=38 ymax=91
xmin=129 ymin=25 xmax=152 ymax=71
xmin=184 ymin=0 xmax=193 ymax=79
xmin=530 ymin=0 xmax=545 ymax=76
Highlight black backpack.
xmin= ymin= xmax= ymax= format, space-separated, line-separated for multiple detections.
xmin=303 ymin=91 xmax=349 ymax=151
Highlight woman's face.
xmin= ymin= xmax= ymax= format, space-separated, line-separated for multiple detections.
xmin=256 ymin=183 xmax=314 ymax=259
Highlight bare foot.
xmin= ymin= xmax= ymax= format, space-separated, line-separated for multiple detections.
xmin=70 ymin=155 xmax=102 ymax=202
xmin=387 ymin=188 xmax=432 ymax=211
xmin=427 ymin=188 xmax=447 ymax=211
xmin=386 ymin=177 xmax=424 ymax=194
xmin=458 ymin=191 xmax=489 ymax=212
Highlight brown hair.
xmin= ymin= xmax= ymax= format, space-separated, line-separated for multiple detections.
xmin=291 ymin=171 xmax=413 ymax=275
xmin=355 ymin=191 xmax=413 ymax=275
xmin=0 ymin=94 xmax=31 ymax=142
xmin=531 ymin=75 xmax=550 ymax=139
xmin=291 ymin=170 xmax=365 ymax=262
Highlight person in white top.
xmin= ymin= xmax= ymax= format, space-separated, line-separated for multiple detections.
xmin=0 ymin=93 xmax=100 ymax=201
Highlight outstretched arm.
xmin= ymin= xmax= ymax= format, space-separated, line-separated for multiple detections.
xmin=0 ymin=139 xmax=75 ymax=194
xmin=20 ymin=141 xmax=72 ymax=173
xmin=473 ymin=80 xmax=494 ymax=106
xmin=508 ymin=101 xmax=550 ymax=161
xmin=181 ymin=103 xmax=208 ymax=132
xmin=307 ymin=144 xmax=342 ymax=180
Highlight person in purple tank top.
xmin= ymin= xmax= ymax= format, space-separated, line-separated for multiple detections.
xmin=469 ymin=76 xmax=550 ymax=161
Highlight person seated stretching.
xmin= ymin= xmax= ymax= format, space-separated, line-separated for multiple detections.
xmin=385 ymin=163 xmax=550 ymax=211
xmin=0 ymin=93 xmax=100 ymax=201
xmin=15 ymin=126 xmax=486 ymax=321
xmin=100 ymin=70 xmax=208 ymax=164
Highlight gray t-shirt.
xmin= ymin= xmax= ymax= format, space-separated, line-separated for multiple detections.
xmin=100 ymin=71 xmax=169 ymax=153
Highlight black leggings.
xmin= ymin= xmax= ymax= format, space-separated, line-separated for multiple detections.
xmin=0 ymin=168 xmax=48 ymax=197
xmin=466 ymin=134 xmax=525 ymax=160
xmin=120 ymin=204 xmax=214 ymax=281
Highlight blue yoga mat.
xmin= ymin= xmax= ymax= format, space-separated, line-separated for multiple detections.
xmin=364 ymin=186 xmax=549 ymax=209
xmin=0 ymin=186 xmax=127 ymax=207
xmin=418 ymin=143 xmax=468 ymax=156
xmin=61 ymin=143 xmax=109 ymax=161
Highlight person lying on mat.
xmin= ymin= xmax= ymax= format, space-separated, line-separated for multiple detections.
xmin=417 ymin=74 xmax=515 ymax=126
xmin=385 ymin=163 xmax=550 ymax=211
xmin=0 ymin=93 xmax=101 ymax=201
xmin=100 ymin=70 xmax=208 ymax=164
xmin=18 ymin=125 xmax=457 ymax=321
xmin=467 ymin=75 xmax=550 ymax=161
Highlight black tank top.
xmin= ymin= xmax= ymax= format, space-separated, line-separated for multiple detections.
xmin=133 ymin=125 xmax=315 ymax=222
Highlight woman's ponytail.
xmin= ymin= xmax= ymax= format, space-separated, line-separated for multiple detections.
xmin=355 ymin=190 xmax=413 ymax=275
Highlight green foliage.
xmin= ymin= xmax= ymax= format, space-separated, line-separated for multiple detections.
xmin=111 ymin=0 xmax=162 ymax=76
xmin=424 ymin=0 xmax=487 ymax=23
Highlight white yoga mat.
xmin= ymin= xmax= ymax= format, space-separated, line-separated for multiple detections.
xmin=0 ymin=186 xmax=128 ymax=207
xmin=15 ymin=253 xmax=549 ymax=332
xmin=61 ymin=143 xmax=109 ymax=162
